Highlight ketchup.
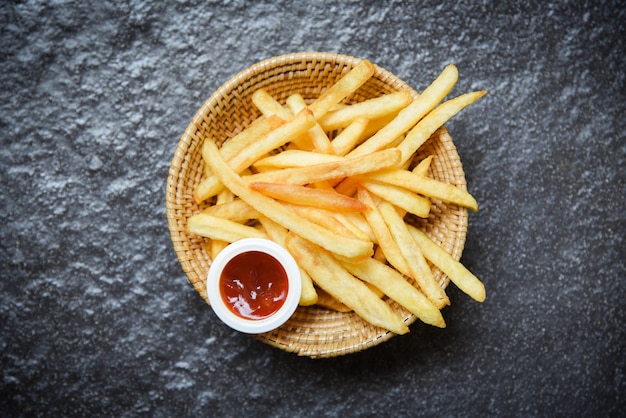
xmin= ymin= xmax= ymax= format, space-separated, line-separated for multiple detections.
xmin=219 ymin=251 xmax=289 ymax=320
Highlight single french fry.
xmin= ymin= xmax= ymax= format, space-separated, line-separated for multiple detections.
xmin=202 ymin=136 xmax=373 ymax=260
xmin=366 ymin=169 xmax=478 ymax=211
xmin=408 ymin=225 xmax=485 ymax=302
xmin=318 ymin=90 xmax=413 ymax=131
xmin=397 ymin=90 xmax=487 ymax=164
xmin=258 ymin=215 xmax=318 ymax=306
xmin=378 ymin=200 xmax=450 ymax=309
xmin=197 ymin=108 xmax=317 ymax=200
xmin=412 ymin=155 xmax=434 ymax=177
xmin=202 ymin=199 xmax=259 ymax=221
xmin=357 ymin=187 xmax=411 ymax=276
xmin=341 ymin=257 xmax=446 ymax=328
xmin=243 ymin=148 xmax=402 ymax=186
xmin=330 ymin=117 xmax=369 ymax=156
xmin=285 ymin=233 xmax=409 ymax=335
xmin=347 ymin=64 xmax=459 ymax=158
xmin=359 ymin=179 xmax=431 ymax=218
xmin=308 ymin=60 xmax=375 ymax=119
xmin=249 ymin=182 xmax=367 ymax=212
xmin=286 ymin=93 xmax=334 ymax=154
xmin=188 ymin=213 xmax=266 ymax=243
xmin=252 ymin=149 xmax=344 ymax=171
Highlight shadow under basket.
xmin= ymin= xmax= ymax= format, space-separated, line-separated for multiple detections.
xmin=165 ymin=52 xmax=469 ymax=358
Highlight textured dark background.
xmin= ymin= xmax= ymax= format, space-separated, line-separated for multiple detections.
xmin=1 ymin=1 xmax=624 ymax=417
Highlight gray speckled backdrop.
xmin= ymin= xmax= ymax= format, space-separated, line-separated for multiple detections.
xmin=1 ymin=1 xmax=624 ymax=417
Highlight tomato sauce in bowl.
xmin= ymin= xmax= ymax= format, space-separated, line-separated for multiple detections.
xmin=219 ymin=250 xmax=289 ymax=320
xmin=206 ymin=238 xmax=302 ymax=334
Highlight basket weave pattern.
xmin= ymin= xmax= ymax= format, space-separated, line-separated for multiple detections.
xmin=166 ymin=52 xmax=468 ymax=358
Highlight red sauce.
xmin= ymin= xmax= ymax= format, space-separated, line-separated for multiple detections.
xmin=219 ymin=251 xmax=289 ymax=320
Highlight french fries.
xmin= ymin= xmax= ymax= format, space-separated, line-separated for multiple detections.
xmin=341 ymin=257 xmax=446 ymax=328
xmin=187 ymin=60 xmax=487 ymax=335
xmin=378 ymin=200 xmax=450 ymax=309
xmin=346 ymin=64 xmax=459 ymax=158
xmin=197 ymin=108 xmax=317 ymax=201
xmin=286 ymin=233 xmax=409 ymax=335
xmin=366 ymin=168 xmax=479 ymax=211
xmin=396 ymin=90 xmax=487 ymax=165
xmin=200 ymin=135 xmax=373 ymax=260
xmin=193 ymin=115 xmax=285 ymax=203
xmin=286 ymin=93 xmax=334 ymax=154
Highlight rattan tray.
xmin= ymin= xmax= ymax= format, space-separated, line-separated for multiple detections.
xmin=165 ymin=52 xmax=469 ymax=358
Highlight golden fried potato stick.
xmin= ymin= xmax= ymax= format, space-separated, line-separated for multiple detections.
xmin=378 ymin=200 xmax=450 ymax=309
xmin=201 ymin=136 xmax=373 ymax=260
xmin=249 ymin=182 xmax=367 ymax=212
xmin=366 ymin=169 xmax=478 ymax=211
xmin=188 ymin=213 xmax=267 ymax=243
xmin=286 ymin=93 xmax=334 ymax=154
xmin=412 ymin=155 xmax=433 ymax=177
xmin=308 ymin=60 xmax=375 ymax=119
xmin=408 ymin=225 xmax=486 ymax=302
xmin=202 ymin=199 xmax=259 ymax=221
xmin=285 ymin=233 xmax=409 ymax=335
xmin=243 ymin=148 xmax=402 ymax=186
xmin=257 ymin=215 xmax=318 ymax=306
xmin=330 ymin=117 xmax=369 ymax=156
xmin=346 ymin=64 xmax=459 ymax=158
xmin=318 ymin=90 xmax=413 ymax=131
xmin=252 ymin=149 xmax=343 ymax=171
xmin=341 ymin=257 xmax=446 ymax=328
xmin=397 ymin=90 xmax=487 ymax=165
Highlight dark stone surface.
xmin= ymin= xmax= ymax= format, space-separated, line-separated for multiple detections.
xmin=1 ymin=1 xmax=624 ymax=417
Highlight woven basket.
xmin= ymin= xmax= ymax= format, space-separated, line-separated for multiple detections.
xmin=166 ymin=52 xmax=469 ymax=358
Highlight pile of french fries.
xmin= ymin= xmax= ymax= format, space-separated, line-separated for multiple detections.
xmin=188 ymin=60 xmax=486 ymax=335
